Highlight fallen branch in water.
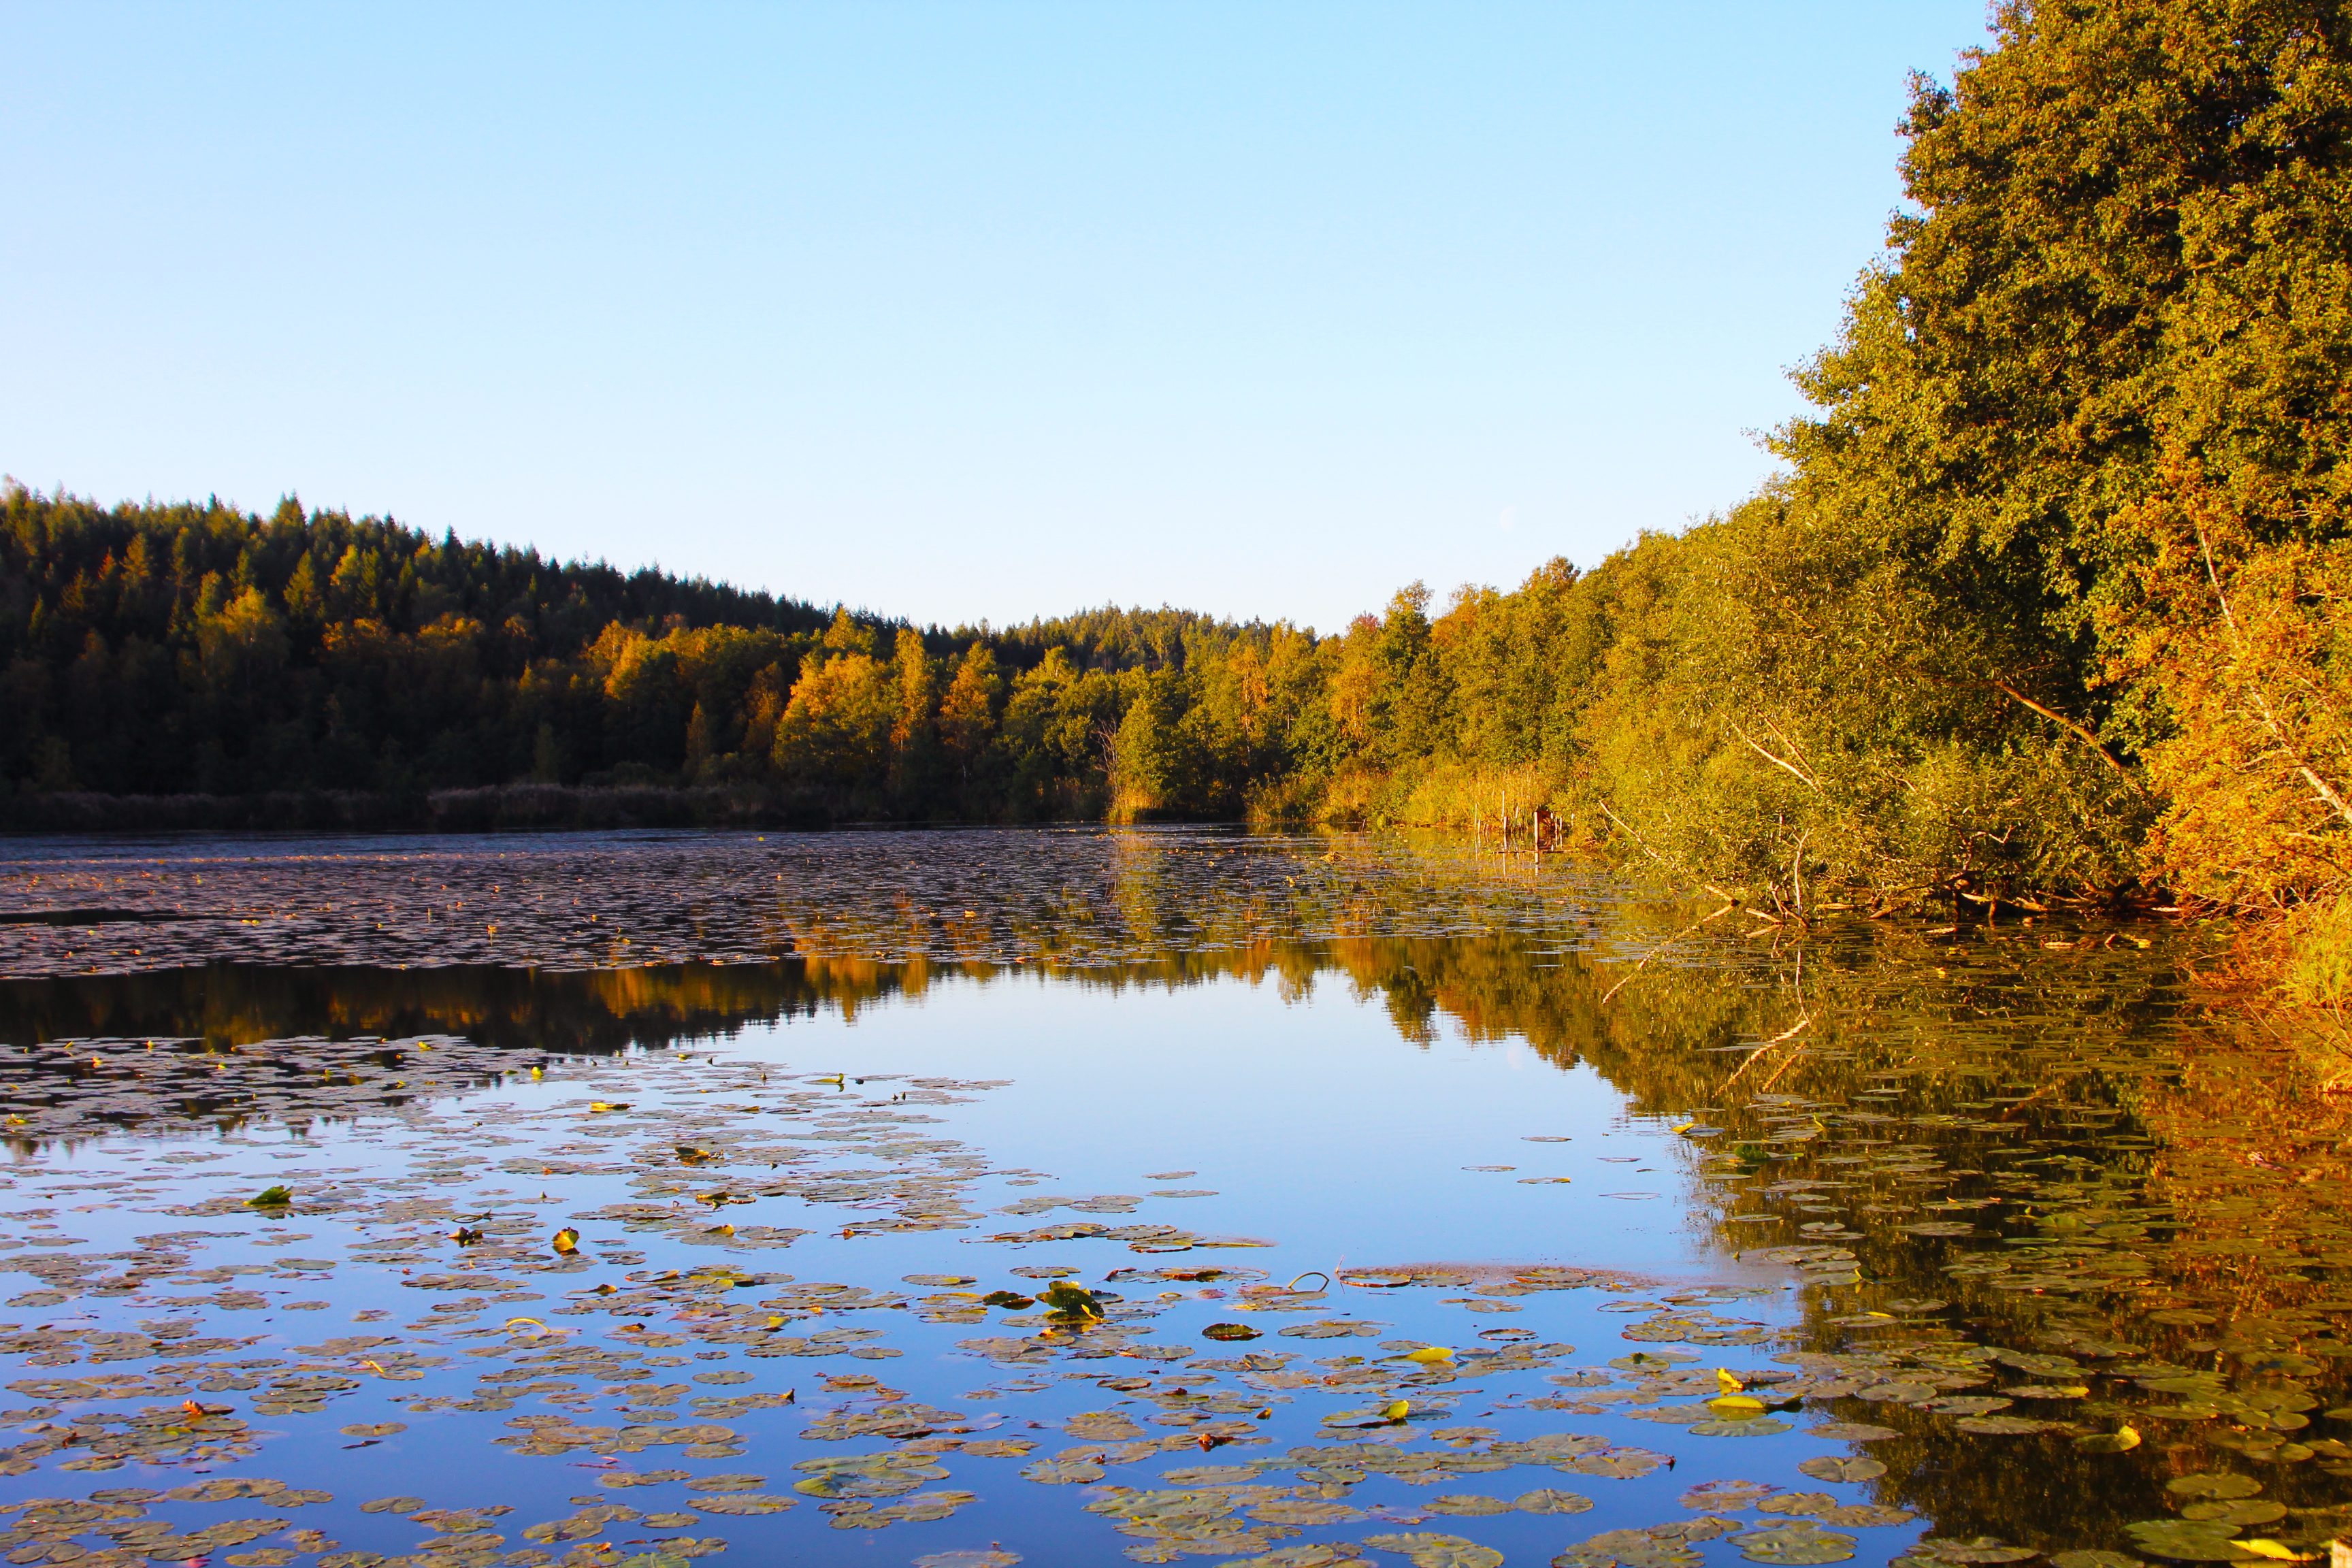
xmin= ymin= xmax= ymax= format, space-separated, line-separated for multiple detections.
xmin=1718 ymin=1011 xmax=1812 ymax=1094
xmin=1600 ymin=898 xmax=1739 ymax=1004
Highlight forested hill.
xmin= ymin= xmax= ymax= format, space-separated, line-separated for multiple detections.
xmin=12 ymin=1 xmax=2352 ymax=999
xmin=0 ymin=487 xmax=1313 ymax=816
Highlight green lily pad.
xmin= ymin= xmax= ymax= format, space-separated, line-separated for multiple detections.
xmin=2123 ymin=1520 xmax=2252 ymax=1563
xmin=2177 ymin=1503 xmax=2284 ymax=1526
xmin=1741 ymin=1524 xmax=1859 ymax=1565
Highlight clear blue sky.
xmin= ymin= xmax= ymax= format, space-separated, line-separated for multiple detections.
xmin=1 ymin=3 xmax=1989 ymax=633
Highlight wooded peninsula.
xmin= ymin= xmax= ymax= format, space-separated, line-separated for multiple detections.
xmin=7 ymin=3 xmax=2352 ymax=994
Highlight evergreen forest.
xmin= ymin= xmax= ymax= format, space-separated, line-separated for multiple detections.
xmin=9 ymin=1 xmax=2352 ymax=989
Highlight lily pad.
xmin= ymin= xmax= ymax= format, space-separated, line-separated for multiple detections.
xmin=1363 ymin=1533 xmax=1503 ymax=1568
xmin=1020 ymin=1458 xmax=1107 ymax=1484
xmin=1796 ymin=1456 xmax=1885 ymax=1483
xmin=1806 ymin=1422 xmax=1898 ymax=1441
xmin=1741 ymin=1524 xmax=1859 ymax=1565
xmin=2165 ymin=1475 xmax=2264 ymax=1501
xmin=2125 ymin=1520 xmax=2253 ymax=1562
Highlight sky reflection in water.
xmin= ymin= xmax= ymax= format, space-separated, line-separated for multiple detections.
xmin=0 ymin=829 xmax=2345 ymax=1567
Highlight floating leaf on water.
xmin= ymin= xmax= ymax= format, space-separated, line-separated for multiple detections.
xmin=1954 ymin=1416 xmax=2053 ymax=1435
xmin=2125 ymin=1519 xmax=2255 ymax=1562
xmin=688 ymin=1494 xmax=793 ymax=1516
xmin=1041 ymin=1280 xmax=1102 ymax=1320
xmin=1361 ymin=1531 xmax=1504 ymax=1568
xmin=1909 ymin=1540 xmax=2040 ymax=1565
xmin=904 ymin=1274 xmax=978 ymax=1287
xmin=2048 ymin=1554 xmax=2142 ymax=1568
xmin=911 ymin=1552 xmax=1022 ymax=1568
xmin=1760 ymin=1492 xmax=1846 ymax=1519
xmin=552 ymin=1228 xmax=581 ymax=1254
xmin=1217 ymin=1548 xmax=1367 ymax=1567
xmin=2074 ymin=1428 xmax=2142 ymax=1453
xmin=246 ymin=1186 xmax=293 ymax=1208
xmin=1513 ymin=1488 xmax=1594 ymax=1514
xmin=2166 ymin=1475 xmax=2264 ymax=1501
xmin=1795 ymin=1456 xmax=1884 ymax=1484
xmin=1561 ymin=1448 xmax=1670 ymax=1480
xmin=1741 ymin=1524 xmax=1859 ymax=1565
xmin=1204 ymin=1324 xmax=1262 ymax=1342
xmin=1405 ymin=1347 xmax=1455 ymax=1365
xmin=1424 ymin=1494 xmax=1512 ymax=1517
xmin=2179 ymin=1503 xmax=2286 ymax=1526
xmin=1019 ymin=1458 xmax=1105 ymax=1484
xmin=1164 ymin=1465 xmax=1267 ymax=1486
xmin=1681 ymin=1480 xmax=1777 ymax=1509
xmin=1280 ymin=1319 xmax=1384 ymax=1339
xmin=1248 ymin=1499 xmax=1365 ymax=1526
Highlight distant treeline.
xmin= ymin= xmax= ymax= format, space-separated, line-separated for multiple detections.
xmin=10 ymin=1 xmax=2352 ymax=986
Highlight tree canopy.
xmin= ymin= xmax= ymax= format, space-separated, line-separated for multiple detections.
xmin=12 ymin=1 xmax=2352 ymax=975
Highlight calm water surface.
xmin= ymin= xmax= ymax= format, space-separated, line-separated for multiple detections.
xmin=0 ymin=828 xmax=2345 ymax=1568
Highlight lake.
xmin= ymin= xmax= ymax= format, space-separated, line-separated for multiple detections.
xmin=0 ymin=827 xmax=2346 ymax=1568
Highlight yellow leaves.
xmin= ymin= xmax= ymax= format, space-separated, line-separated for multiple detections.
xmin=1405 ymin=1346 xmax=1455 ymax=1365
xmin=551 ymin=1228 xmax=580 ymax=1254
xmin=2234 ymin=1542 xmax=2313 ymax=1562
xmin=586 ymin=1102 xmax=629 ymax=1114
xmin=1380 ymin=1400 xmax=1411 ymax=1423
xmin=1706 ymin=1394 xmax=1767 ymax=1415
xmin=1715 ymin=1369 xmax=1745 ymax=1394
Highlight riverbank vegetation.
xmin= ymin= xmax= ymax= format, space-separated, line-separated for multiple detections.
xmin=7 ymin=1 xmax=2352 ymax=988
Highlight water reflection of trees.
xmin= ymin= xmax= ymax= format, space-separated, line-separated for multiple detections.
xmin=4 ymin=901 xmax=2348 ymax=1550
